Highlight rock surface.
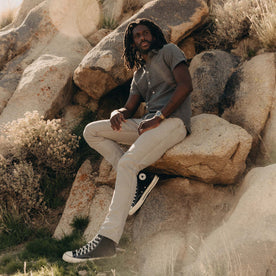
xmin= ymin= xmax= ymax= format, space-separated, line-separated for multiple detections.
xmin=73 ymin=0 xmax=209 ymax=100
xmin=221 ymin=53 xmax=275 ymax=148
xmin=0 ymin=55 xmax=73 ymax=125
xmin=0 ymin=0 xmax=94 ymax=124
xmin=153 ymin=114 xmax=252 ymax=184
xmin=133 ymin=177 xmax=235 ymax=276
xmin=54 ymin=160 xmax=96 ymax=239
xmin=181 ymin=164 xmax=276 ymax=276
xmin=258 ymin=97 xmax=276 ymax=165
xmin=189 ymin=50 xmax=239 ymax=115
xmin=83 ymin=185 xmax=114 ymax=241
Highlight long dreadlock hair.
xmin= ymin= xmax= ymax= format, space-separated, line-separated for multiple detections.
xmin=123 ymin=18 xmax=168 ymax=70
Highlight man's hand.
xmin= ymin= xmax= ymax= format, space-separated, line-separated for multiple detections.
xmin=138 ymin=116 xmax=163 ymax=135
xmin=110 ymin=110 xmax=126 ymax=131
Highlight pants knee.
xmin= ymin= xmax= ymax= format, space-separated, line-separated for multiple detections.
xmin=117 ymin=153 xmax=140 ymax=175
xmin=83 ymin=123 xmax=97 ymax=143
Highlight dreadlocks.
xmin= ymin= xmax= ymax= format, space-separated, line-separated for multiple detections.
xmin=123 ymin=18 xmax=168 ymax=70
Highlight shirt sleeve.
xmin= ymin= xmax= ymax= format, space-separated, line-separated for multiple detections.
xmin=162 ymin=43 xmax=187 ymax=71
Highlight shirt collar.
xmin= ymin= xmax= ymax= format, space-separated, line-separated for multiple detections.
xmin=142 ymin=48 xmax=159 ymax=67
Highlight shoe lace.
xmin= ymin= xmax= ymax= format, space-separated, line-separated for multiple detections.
xmin=131 ymin=188 xmax=139 ymax=206
xmin=74 ymin=235 xmax=102 ymax=256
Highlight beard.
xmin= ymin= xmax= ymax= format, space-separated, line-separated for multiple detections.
xmin=137 ymin=40 xmax=154 ymax=54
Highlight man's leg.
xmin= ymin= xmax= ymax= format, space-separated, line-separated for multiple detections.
xmin=99 ymin=118 xmax=187 ymax=243
xmin=83 ymin=119 xmax=140 ymax=169
xmin=63 ymin=118 xmax=186 ymax=263
xmin=63 ymin=118 xmax=141 ymax=263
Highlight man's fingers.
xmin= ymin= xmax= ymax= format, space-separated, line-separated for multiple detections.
xmin=110 ymin=113 xmax=125 ymax=131
xmin=138 ymin=118 xmax=161 ymax=135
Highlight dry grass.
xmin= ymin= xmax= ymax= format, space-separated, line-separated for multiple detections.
xmin=210 ymin=0 xmax=276 ymax=51
xmin=0 ymin=8 xmax=16 ymax=29
xmin=248 ymin=0 xmax=276 ymax=51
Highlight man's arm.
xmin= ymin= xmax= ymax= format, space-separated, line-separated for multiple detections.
xmin=138 ymin=62 xmax=193 ymax=135
xmin=110 ymin=94 xmax=141 ymax=131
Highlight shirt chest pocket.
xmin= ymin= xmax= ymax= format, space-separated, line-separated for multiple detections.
xmin=149 ymin=62 xmax=175 ymax=89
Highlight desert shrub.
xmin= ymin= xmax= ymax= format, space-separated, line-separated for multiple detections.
xmin=1 ymin=111 xmax=80 ymax=173
xmin=0 ymin=157 xmax=44 ymax=215
xmin=100 ymin=16 xmax=118 ymax=29
xmin=210 ymin=0 xmax=276 ymax=51
xmin=0 ymin=111 xmax=80 ymax=218
xmin=210 ymin=0 xmax=252 ymax=49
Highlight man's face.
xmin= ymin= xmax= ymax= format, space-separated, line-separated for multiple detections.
xmin=132 ymin=24 xmax=155 ymax=54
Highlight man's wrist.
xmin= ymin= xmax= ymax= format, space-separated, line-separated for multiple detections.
xmin=155 ymin=110 xmax=165 ymax=120
xmin=111 ymin=109 xmax=120 ymax=117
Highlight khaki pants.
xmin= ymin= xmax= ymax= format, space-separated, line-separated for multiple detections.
xmin=83 ymin=117 xmax=187 ymax=243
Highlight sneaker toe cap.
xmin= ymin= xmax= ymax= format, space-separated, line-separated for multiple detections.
xmin=62 ymin=251 xmax=74 ymax=263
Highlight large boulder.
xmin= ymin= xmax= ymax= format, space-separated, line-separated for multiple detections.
xmin=153 ymin=114 xmax=252 ymax=184
xmin=132 ymin=177 xmax=235 ymax=276
xmin=0 ymin=55 xmax=74 ymax=125
xmin=54 ymin=160 xmax=96 ymax=239
xmin=181 ymin=164 xmax=276 ymax=276
xmin=73 ymin=0 xmax=209 ymax=100
xmin=0 ymin=1 xmax=58 ymax=113
xmin=189 ymin=50 xmax=239 ymax=115
xmin=257 ymin=89 xmax=276 ymax=165
xmin=85 ymin=113 xmax=252 ymax=185
xmin=0 ymin=0 xmax=99 ymax=124
xmin=220 ymin=53 xmax=275 ymax=150
xmin=54 ymin=158 xmax=114 ymax=241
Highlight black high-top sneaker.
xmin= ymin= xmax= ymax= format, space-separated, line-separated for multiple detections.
xmin=62 ymin=234 xmax=116 ymax=263
xmin=129 ymin=171 xmax=159 ymax=216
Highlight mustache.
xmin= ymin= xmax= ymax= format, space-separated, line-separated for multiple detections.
xmin=139 ymin=40 xmax=151 ymax=47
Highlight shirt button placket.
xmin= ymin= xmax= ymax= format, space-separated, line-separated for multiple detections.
xmin=146 ymin=70 xmax=151 ymax=88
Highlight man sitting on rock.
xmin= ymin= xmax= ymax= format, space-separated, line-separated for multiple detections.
xmin=63 ymin=18 xmax=193 ymax=263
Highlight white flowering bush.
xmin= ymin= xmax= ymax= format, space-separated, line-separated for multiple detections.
xmin=1 ymin=111 xmax=80 ymax=172
xmin=0 ymin=111 xmax=80 ymax=216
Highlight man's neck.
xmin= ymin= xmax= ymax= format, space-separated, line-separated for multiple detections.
xmin=141 ymin=53 xmax=148 ymax=62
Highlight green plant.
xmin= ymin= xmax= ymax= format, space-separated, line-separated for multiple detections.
xmin=0 ymin=216 xmax=96 ymax=275
xmin=40 ymin=171 xmax=73 ymax=209
xmin=72 ymin=109 xmax=100 ymax=166
xmin=70 ymin=216 xmax=89 ymax=233
xmin=101 ymin=16 xmax=118 ymax=30
xmin=0 ymin=207 xmax=33 ymax=250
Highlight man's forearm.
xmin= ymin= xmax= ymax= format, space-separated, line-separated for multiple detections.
xmin=111 ymin=107 xmax=132 ymax=120
xmin=161 ymin=83 xmax=192 ymax=118
xmin=111 ymin=94 xmax=141 ymax=120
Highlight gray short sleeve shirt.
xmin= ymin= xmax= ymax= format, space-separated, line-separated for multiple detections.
xmin=130 ymin=43 xmax=192 ymax=133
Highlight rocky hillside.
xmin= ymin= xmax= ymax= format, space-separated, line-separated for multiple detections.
xmin=0 ymin=0 xmax=275 ymax=275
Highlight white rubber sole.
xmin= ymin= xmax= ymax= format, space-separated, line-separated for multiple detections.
xmin=128 ymin=175 xmax=159 ymax=216
xmin=62 ymin=251 xmax=117 ymax=263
